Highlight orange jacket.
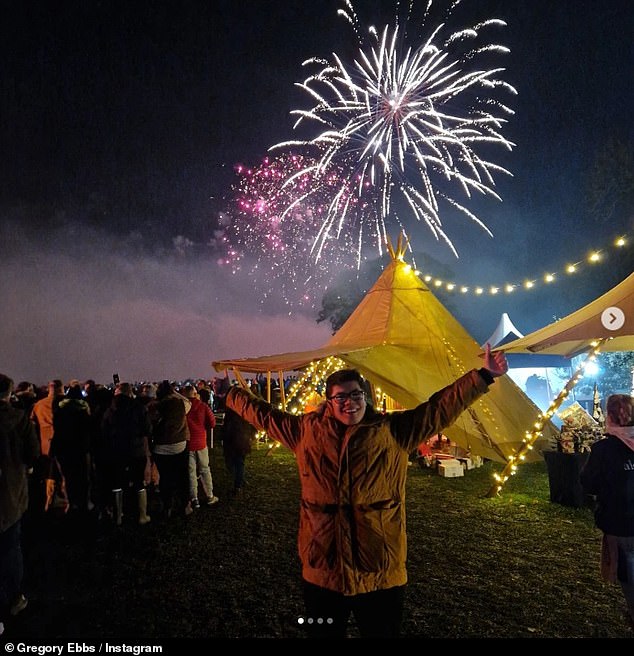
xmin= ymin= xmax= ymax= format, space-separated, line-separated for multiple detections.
xmin=226 ymin=369 xmax=490 ymax=595
xmin=31 ymin=394 xmax=63 ymax=456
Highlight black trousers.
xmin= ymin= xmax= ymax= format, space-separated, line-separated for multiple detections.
xmin=302 ymin=580 xmax=405 ymax=638
xmin=153 ymin=450 xmax=189 ymax=513
xmin=0 ymin=519 xmax=22 ymax=623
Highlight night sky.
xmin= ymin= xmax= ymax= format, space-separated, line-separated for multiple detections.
xmin=0 ymin=0 xmax=632 ymax=384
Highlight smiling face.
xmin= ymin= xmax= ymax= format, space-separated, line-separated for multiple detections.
xmin=328 ymin=380 xmax=367 ymax=426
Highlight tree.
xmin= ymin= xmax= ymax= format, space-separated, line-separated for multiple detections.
xmin=316 ymin=287 xmax=363 ymax=333
xmin=316 ymin=256 xmax=385 ymax=332
xmin=316 ymin=249 xmax=457 ymax=332
xmin=596 ymin=351 xmax=634 ymax=397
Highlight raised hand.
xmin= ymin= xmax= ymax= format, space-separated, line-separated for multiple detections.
xmin=483 ymin=342 xmax=508 ymax=378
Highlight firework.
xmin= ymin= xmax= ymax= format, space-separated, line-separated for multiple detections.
xmin=217 ymin=152 xmax=365 ymax=310
xmin=273 ymin=0 xmax=517 ymax=259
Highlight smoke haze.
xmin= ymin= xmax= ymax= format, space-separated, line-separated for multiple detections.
xmin=0 ymin=217 xmax=332 ymax=385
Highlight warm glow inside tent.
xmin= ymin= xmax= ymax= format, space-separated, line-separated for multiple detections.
xmin=213 ymin=244 xmax=557 ymax=464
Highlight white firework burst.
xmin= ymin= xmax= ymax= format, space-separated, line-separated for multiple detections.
xmin=273 ymin=0 xmax=517 ymax=260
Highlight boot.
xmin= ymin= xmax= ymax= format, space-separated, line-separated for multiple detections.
xmin=113 ymin=489 xmax=123 ymax=526
xmin=137 ymin=489 xmax=151 ymax=525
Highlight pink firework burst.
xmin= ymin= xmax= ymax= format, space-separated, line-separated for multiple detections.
xmin=218 ymin=152 xmax=372 ymax=310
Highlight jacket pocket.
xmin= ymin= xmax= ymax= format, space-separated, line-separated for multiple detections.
xmin=353 ymin=500 xmax=402 ymax=573
xmin=299 ymin=502 xmax=337 ymax=570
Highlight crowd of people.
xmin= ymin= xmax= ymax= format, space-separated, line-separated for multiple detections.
xmin=19 ymin=377 xmax=225 ymax=518
xmin=0 ymin=372 xmax=256 ymax=636
xmin=2 ymin=359 xmax=634 ymax=638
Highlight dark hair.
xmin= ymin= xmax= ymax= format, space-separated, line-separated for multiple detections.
xmin=156 ymin=380 xmax=173 ymax=400
xmin=325 ymin=369 xmax=364 ymax=398
xmin=0 ymin=373 xmax=14 ymax=397
xmin=116 ymin=382 xmax=134 ymax=397
xmin=182 ymin=384 xmax=197 ymax=399
xmin=198 ymin=387 xmax=211 ymax=404
xmin=67 ymin=384 xmax=84 ymax=400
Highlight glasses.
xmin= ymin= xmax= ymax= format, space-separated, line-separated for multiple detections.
xmin=328 ymin=390 xmax=365 ymax=405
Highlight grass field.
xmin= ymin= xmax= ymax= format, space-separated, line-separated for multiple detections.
xmin=8 ymin=442 xmax=633 ymax=641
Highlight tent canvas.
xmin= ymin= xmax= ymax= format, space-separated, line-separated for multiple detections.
xmin=213 ymin=250 xmax=557 ymax=464
xmin=499 ymin=271 xmax=634 ymax=357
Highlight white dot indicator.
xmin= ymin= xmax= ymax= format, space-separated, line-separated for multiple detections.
xmin=298 ymin=615 xmax=334 ymax=626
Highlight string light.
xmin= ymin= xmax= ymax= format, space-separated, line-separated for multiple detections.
xmin=283 ymin=356 xmax=346 ymax=414
xmin=415 ymin=232 xmax=631 ymax=297
xmin=486 ymin=338 xmax=609 ymax=497
xmin=257 ymin=355 xmax=347 ymax=450
xmin=234 ymin=243 xmax=619 ymax=484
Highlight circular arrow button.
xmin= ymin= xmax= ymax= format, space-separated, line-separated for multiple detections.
xmin=601 ymin=306 xmax=625 ymax=331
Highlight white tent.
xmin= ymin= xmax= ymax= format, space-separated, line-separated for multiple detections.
xmin=484 ymin=312 xmax=524 ymax=349
xmin=501 ymin=271 xmax=634 ymax=357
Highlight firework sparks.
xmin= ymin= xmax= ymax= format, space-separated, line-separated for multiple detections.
xmin=273 ymin=0 xmax=517 ymax=259
xmin=217 ymin=153 xmax=365 ymax=310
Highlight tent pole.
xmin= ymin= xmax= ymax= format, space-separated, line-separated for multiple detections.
xmin=233 ymin=368 xmax=248 ymax=389
xmin=278 ymin=370 xmax=286 ymax=409
xmin=486 ymin=338 xmax=608 ymax=498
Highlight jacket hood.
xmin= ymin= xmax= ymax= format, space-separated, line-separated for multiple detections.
xmin=606 ymin=424 xmax=634 ymax=452
xmin=59 ymin=397 xmax=90 ymax=412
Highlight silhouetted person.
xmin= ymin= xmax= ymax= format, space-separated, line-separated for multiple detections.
xmin=0 ymin=373 xmax=40 ymax=636
xmin=12 ymin=382 xmax=37 ymax=416
xmin=101 ymin=383 xmax=153 ymax=525
xmin=30 ymin=379 xmax=66 ymax=512
xmin=148 ymin=381 xmax=191 ymax=518
xmin=52 ymin=385 xmax=92 ymax=513
xmin=222 ymin=408 xmax=255 ymax=496
xmin=581 ymin=393 xmax=634 ymax=631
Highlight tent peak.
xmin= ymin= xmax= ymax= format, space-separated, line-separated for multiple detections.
xmin=484 ymin=312 xmax=524 ymax=349
xmin=386 ymin=233 xmax=410 ymax=262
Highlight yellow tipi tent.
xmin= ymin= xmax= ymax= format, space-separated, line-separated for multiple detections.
xmin=213 ymin=239 xmax=557 ymax=463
